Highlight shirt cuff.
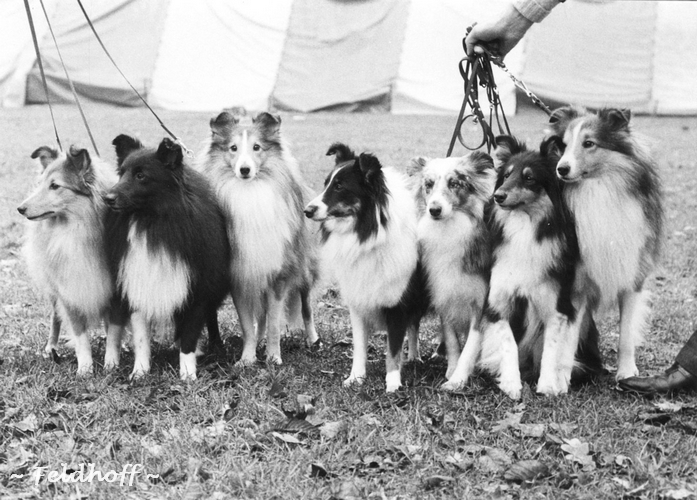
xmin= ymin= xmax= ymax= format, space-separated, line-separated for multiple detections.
xmin=512 ymin=0 xmax=560 ymax=23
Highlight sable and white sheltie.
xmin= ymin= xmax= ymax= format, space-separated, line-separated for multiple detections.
xmin=105 ymin=136 xmax=230 ymax=380
xmin=549 ymin=106 xmax=664 ymax=380
xmin=196 ymin=112 xmax=319 ymax=366
xmin=18 ymin=146 xmax=121 ymax=375
xmin=304 ymin=143 xmax=427 ymax=393
xmin=409 ymin=152 xmax=495 ymax=391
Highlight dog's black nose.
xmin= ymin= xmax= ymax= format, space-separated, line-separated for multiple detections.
xmin=557 ymin=165 xmax=570 ymax=177
xmin=17 ymin=206 xmax=26 ymax=215
xmin=494 ymin=192 xmax=507 ymax=204
xmin=239 ymin=166 xmax=250 ymax=176
xmin=304 ymin=205 xmax=317 ymax=219
xmin=104 ymin=193 xmax=116 ymax=206
xmin=429 ymin=206 xmax=442 ymax=218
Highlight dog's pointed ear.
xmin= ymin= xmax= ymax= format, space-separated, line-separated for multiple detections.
xmin=493 ymin=135 xmax=523 ymax=170
xmin=156 ymin=138 xmax=184 ymax=171
xmin=548 ymin=106 xmax=583 ymax=136
xmin=407 ymin=157 xmax=428 ymax=177
xmin=253 ymin=112 xmax=281 ymax=139
xmin=112 ymin=134 xmax=143 ymax=166
xmin=67 ymin=146 xmax=95 ymax=187
xmin=30 ymin=146 xmax=59 ymax=170
xmin=468 ymin=151 xmax=495 ymax=174
xmin=599 ymin=108 xmax=631 ymax=131
xmin=358 ymin=153 xmax=382 ymax=183
xmin=540 ymin=135 xmax=565 ymax=161
xmin=210 ymin=111 xmax=237 ymax=144
xmin=326 ymin=143 xmax=356 ymax=165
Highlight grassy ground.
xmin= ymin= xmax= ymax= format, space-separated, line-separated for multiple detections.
xmin=1 ymin=104 xmax=696 ymax=499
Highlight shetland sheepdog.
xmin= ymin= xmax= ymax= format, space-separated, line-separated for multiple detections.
xmin=105 ymin=136 xmax=230 ymax=380
xmin=470 ymin=135 xmax=587 ymax=398
xmin=549 ymin=107 xmax=664 ymax=381
xmin=304 ymin=143 xmax=427 ymax=393
xmin=196 ymin=112 xmax=319 ymax=366
xmin=18 ymin=146 xmax=121 ymax=375
xmin=409 ymin=152 xmax=495 ymax=391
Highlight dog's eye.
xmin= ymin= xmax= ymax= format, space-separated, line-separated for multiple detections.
xmin=524 ymin=174 xmax=534 ymax=182
xmin=424 ymin=180 xmax=434 ymax=190
xmin=49 ymin=182 xmax=59 ymax=190
xmin=582 ymin=140 xmax=595 ymax=149
xmin=230 ymin=145 xmax=238 ymax=152
xmin=253 ymin=144 xmax=261 ymax=152
xmin=448 ymin=179 xmax=462 ymax=189
xmin=135 ymin=172 xmax=145 ymax=181
xmin=334 ymin=181 xmax=343 ymax=191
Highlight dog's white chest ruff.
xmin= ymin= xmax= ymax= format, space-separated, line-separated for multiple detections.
xmin=566 ymin=179 xmax=648 ymax=308
xmin=118 ymin=223 xmax=191 ymax=321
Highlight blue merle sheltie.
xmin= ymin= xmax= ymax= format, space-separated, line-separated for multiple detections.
xmin=104 ymin=136 xmax=230 ymax=380
xmin=304 ymin=143 xmax=427 ymax=392
xmin=549 ymin=106 xmax=664 ymax=381
xmin=409 ymin=152 xmax=495 ymax=391
xmin=196 ymin=111 xmax=319 ymax=366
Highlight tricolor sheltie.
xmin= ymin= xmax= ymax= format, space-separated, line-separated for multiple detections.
xmin=479 ymin=135 xmax=583 ymax=397
xmin=105 ymin=136 xmax=230 ymax=380
xmin=304 ymin=143 xmax=427 ymax=393
xmin=409 ymin=152 xmax=495 ymax=391
xmin=196 ymin=111 xmax=319 ymax=366
xmin=18 ymin=146 xmax=121 ymax=375
xmin=549 ymin=106 xmax=664 ymax=381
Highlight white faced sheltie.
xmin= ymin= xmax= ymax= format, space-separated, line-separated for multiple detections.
xmin=550 ymin=107 xmax=664 ymax=381
xmin=105 ymin=136 xmax=230 ymax=380
xmin=409 ymin=152 xmax=495 ymax=391
xmin=196 ymin=112 xmax=319 ymax=366
xmin=18 ymin=146 xmax=121 ymax=375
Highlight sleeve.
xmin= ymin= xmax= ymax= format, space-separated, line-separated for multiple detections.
xmin=512 ymin=0 xmax=561 ymax=23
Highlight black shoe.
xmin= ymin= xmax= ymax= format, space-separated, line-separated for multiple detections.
xmin=618 ymin=363 xmax=697 ymax=394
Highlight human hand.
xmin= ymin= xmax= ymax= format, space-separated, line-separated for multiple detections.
xmin=465 ymin=4 xmax=533 ymax=60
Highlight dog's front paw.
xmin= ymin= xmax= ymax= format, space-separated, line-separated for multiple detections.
xmin=129 ymin=366 xmax=150 ymax=381
xmin=385 ymin=371 xmax=402 ymax=393
xmin=441 ymin=379 xmax=465 ymax=392
xmin=76 ymin=364 xmax=94 ymax=377
xmin=266 ymin=354 xmax=283 ymax=366
xmin=235 ymin=355 xmax=257 ymax=368
xmin=343 ymin=373 xmax=365 ymax=388
xmin=615 ymin=363 xmax=639 ymax=381
xmin=498 ymin=378 xmax=522 ymax=400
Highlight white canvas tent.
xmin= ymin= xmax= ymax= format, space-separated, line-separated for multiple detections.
xmin=1 ymin=0 xmax=696 ymax=115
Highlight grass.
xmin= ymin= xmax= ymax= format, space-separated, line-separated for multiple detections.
xmin=1 ymin=104 xmax=696 ymax=499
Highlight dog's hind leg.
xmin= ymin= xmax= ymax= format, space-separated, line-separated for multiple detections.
xmin=176 ymin=306 xmax=209 ymax=381
xmin=617 ymin=288 xmax=650 ymax=380
xmin=384 ymin=307 xmax=409 ymax=393
xmin=301 ymin=287 xmax=320 ymax=347
xmin=344 ymin=308 xmax=369 ymax=388
xmin=44 ymin=301 xmax=61 ymax=357
xmin=129 ymin=312 xmax=151 ymax=380
xmin=60 ymin=304 xmax=93 ymax=376
xmin=441 ymin=318 xmax=461 ymax=379
xmin=104 ymin=298 xmax=128 ymax=371
xmin=406 ymin=319 xmax=420 ymax=362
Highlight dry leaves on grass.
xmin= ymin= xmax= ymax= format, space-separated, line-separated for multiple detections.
xmin=561 ymin=438 xmax=596 ymax=471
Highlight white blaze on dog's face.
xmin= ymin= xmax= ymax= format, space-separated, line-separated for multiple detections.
xmin=229 ymin=128 xmax=264 ymax=180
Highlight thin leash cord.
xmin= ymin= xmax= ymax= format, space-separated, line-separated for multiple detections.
xmin=23 ymin=0 xmax=62 ymax=151
xmin=75 ymin=0 xmax=192 ymax=156
xmin=38 ymin=0 xmax=100 ymax=157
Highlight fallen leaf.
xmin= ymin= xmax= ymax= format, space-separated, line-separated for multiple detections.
xmin=491 ymin=412 xmax=524 ymax=433
xmin=653 ymin=401 xmax=684 ymax=413
xmin=478 ymin=447 xmax=512 ymax=473
xmin=661 ymin=488 xmax=694 ymax=499
xmin=548 ymin=422 xmax=577 ymax=434
xmin=503 ymin=460 xmax=550 ymax=483
xmin=270 ymin=431 xmax=302 ymax=445
xmin=269 ymin=380 xmax=288 ymax=399
xmin=615 ymin=454 xmax=632 ymax=468
xmin=561 ymin=438 xmax=595 ymax=471
xmin=423 ymin=475 xmax=454 ymax=490
xmin=11 ymin=413 xmax=39 ymax=434
xmin=271 ymin=416 xmax=319 ymax=436
xmin=309 ymin=463 xmax=330 ymax=479
xmin=357 ymin=414 xmax=382 ymax=427
xmin=612 ymin=477 xmax=631 ymax=489
xmin=320 ymin=420 xmax=347 ymax=439
xmin=517 ymin=423 xmax=546 ymax=438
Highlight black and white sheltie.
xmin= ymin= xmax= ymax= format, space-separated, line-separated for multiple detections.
xmin=196 ymin=112 xmax=319 ymax=366
xmin=304 ymin=143 xmax=427 ymax=392
xmin=410 ymin=152 xmax=495 ymax=391
xmin=105 ymin=136 xmax=230 ymax=380
xmin=18 ymin=146 xmax=121 ymax=375
xmin=549 ymin=106 xmax=664 ymax=381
